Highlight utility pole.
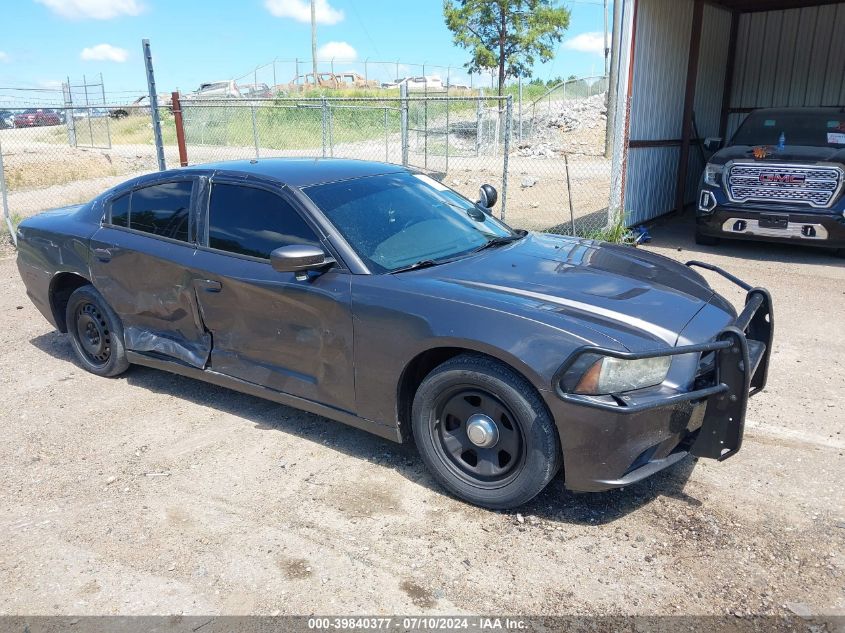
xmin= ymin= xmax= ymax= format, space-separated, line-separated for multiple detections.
xmin=605 ymin=0 xmax=622 ymax=159
xmin=604 ymin=0 xmax=610 ymax=76
xmin=311 ymin=0 xmax=319 ymax=83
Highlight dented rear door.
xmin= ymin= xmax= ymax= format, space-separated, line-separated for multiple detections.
xmin=89 ymin=176 xmax=211 ymax=368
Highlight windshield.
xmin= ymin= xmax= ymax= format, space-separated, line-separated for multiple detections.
xmin=303 ymin=172 xmax=515 ymax=273
xmin=731 ymin=111 xmax=845 ymax=148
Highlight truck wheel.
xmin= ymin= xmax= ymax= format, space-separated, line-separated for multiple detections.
xmin=65 ymin=285 xmax=130 ymax=378
xmin=412 ymin=354 xmax=561 ymax=510
xmin=695 ymin=231 xmax=720 ymax=246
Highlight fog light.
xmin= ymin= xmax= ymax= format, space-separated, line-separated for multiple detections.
xmin=698 ymin=190 xmax=717 ymax=213
xmin=733 ymin=220 xmax=747 ymax=232
xmin=802 ymin=225 xmax=815 ymax=237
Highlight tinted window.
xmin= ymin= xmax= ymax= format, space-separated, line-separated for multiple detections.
xmin=128 ymin=181 xmax=193 ymax=241
xmin=110 ymin=192 xmax=130 ymax=227
xmin=208 ymin=184 xmax=319 ymax=259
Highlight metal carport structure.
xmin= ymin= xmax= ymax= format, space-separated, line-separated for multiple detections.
xmin=608 ymin=0 xmax=845 ymax=226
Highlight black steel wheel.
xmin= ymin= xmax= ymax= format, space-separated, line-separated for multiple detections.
xmin=433 ymin=387 xmax=525 ymax=486
xmin=412 ymin=353 xmax=561 ymax=509
xmin=74 ymin=301 xmax=112 ymax=365
xmin=65 ymin=285 xmax=129 ymax=377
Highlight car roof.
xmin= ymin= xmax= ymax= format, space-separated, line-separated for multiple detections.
xmin=182 ymin=158 xmax=407 ymax=187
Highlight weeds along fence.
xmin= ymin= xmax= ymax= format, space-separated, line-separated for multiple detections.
xmin=1 ymin=83 xmax=615 ymax=247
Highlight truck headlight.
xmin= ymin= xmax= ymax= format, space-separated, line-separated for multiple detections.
xmin=704 ymin=163 xmax=724 ymax=187
xmin=565 ymin=354 xmax=672 ymax=395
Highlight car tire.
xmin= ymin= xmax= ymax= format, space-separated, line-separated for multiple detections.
xmin=411 ymin=353 xmax=561 ymax=510
xmin=695 ymin=231 xmax=720 ymax=246
xmin=65 ymin=285 xmax=130 ymax=378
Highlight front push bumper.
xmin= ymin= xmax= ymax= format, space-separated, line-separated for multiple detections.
xmin=548 ymin=262 xmax=774 ymax=493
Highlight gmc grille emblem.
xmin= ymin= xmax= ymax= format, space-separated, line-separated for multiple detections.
xmin=759 ymin=173 xmax=806 ymax=185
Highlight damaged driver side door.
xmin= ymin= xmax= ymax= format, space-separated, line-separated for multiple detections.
xmin=89 ymin=176 xmax=212 ymax=368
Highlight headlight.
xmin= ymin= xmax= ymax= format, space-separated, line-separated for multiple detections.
xmin=565 ymin=354 xmax=672 ymax=395
xmin=704 ymin=163 xmax=724 ymax=187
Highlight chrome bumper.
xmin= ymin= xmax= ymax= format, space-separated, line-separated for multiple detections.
xmin=721 ymin=217 xmax=829 ymax=240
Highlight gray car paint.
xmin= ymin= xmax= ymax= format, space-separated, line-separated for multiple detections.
xmin=14 ymin=159 xmax=747 ymax=492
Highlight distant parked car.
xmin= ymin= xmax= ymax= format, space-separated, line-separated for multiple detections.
xmin=72 ymin=108 xmax=110 ymax=120
xmin=13 ymin=109 xmax=62 ymax=127
xmin=384 ymin=76 xmax=444 ymax=91
xmin=185 ymin=80 xmax=241 ymax=100
xmin=0 ymin=109 xmax=15 ymax=129
xmin=238 ymin=83 xmax=272 ymax=99
xmin=335 ymin=72 xmax=379 ymax=89
xmin=286 ymin=72 xmax=341 ymax=92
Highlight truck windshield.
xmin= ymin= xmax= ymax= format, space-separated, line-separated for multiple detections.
xmin=732 ymin=111 xmax=845 ymax=148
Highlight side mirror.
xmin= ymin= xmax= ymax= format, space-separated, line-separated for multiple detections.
xmin=270 ymin=244 xmax=334 ymax=278
xmin=703 ymin=137 xmax=722 ymax=152
xmin=477 ymin=184 xmax=498 ymax=209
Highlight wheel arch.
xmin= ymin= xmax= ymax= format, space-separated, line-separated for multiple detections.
xmin=49 ymin=272 xmax=92 ymax=332
xmin=395 ymin=343 xmax=550 ymax=442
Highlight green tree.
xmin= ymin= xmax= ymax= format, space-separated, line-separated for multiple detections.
xmin=443 ymin=0 xmax=570 ymax=97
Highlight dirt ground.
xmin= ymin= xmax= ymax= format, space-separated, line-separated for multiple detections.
xmin=0 ymin=209 xmax=843 ymax=617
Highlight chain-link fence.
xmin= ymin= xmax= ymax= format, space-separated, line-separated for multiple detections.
xmin=1 ymin=76 xmax=617 ymax=249
xmin=177 ymin=80 xmax=614 ymax=236
xmin=0 ymin=104 xmax=179 ymax=246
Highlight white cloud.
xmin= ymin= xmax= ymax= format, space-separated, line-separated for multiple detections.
xmin=316 ymin=41 xmax=357 ymax=61
xmin=0 ymin=51 xmax=9 ymax=63
xmin=264 ymin=0 xmax=343 ymax=25
xmin=38 ymin=79 xmax=64 ymax=90
xmin=563 ymin=32 xmax=606 ymax=56
xmin=80 ymin=43 xmax=129 ymax=62
xmin=35 ymin=0 xmax=143 ymax=20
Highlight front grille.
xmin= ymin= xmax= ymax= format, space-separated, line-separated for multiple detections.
xmin=726 ymin=163 xmax=843 ymax=208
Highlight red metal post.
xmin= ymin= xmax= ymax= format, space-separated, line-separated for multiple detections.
xmin=171 ymin=91 xmax=188 ymax=167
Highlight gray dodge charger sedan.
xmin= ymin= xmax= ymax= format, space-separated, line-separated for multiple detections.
xmin=15 ymin=158 xmax=773 ymax=509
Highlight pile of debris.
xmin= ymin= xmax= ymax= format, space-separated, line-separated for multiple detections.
xmin=516 ymin=92 xmax=608 ymax=158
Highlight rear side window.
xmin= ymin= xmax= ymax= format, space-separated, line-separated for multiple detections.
xmin=110 ymin=192 xmax=130 ymax=227
xmin=207 ymin=183 xmax=319 ymax=259
xmin=108 ymin=181 xmax=193 ymax=241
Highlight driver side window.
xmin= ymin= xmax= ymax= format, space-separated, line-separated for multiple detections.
xmin=207 ymin=183 xmax=319 ymax=259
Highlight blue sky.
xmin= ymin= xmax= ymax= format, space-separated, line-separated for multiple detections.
xmin=0 ymin=0 xmax=610 ymax=102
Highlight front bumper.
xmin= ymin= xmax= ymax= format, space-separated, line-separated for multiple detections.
xmin=696 ymin=190 xmax=845 ymax=248
xmin=548 ymin=264 xmax=773 ymax=493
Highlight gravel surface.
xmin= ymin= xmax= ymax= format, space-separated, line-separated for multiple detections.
xmin=0 ymin=214 xmax=843 ymax=616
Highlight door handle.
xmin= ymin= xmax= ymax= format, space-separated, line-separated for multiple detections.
xmin=195 ymin=279 xmax=222 ymax=293
xmin=93 ymin=248 xmax=112 ymax=262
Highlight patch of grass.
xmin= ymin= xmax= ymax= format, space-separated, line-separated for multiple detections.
xmin=546 ymin=210 xmax=627 ymax=244
xmin=1 ymin=211 xmax=23 ymax=235
xmin=583 ymin=215 xmax=626 ymax=243
xmin=5 ymin=154 xmax=122 ymax=191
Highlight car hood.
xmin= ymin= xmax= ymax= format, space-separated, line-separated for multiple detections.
xmin=408 ymin=233 xmax=730 ymax=348
xmin=710 ymin=144 xmax=845 ymax=165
